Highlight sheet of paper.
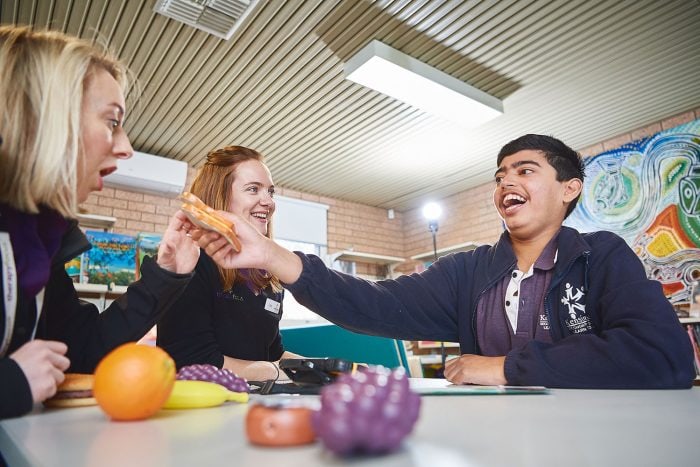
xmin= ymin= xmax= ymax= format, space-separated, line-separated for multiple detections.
xmin=409 ymin=378 xmax=549 ymax=395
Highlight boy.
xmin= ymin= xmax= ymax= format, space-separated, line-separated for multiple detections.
xmin=194 ymin=134 xmax=695 ymax=388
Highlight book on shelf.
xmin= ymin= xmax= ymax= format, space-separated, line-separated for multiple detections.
xmin=83 ymin=230 xmax=137 ymax=286
xmin=689 ymin=281 xmax=700 ymax=319
xmin=687 ymin=323 xmax=700 ymax=377
xmin=417 ymin=340 xmax=460 ymax=349
xmin=64 ymin=255 xmax=85 ymax=284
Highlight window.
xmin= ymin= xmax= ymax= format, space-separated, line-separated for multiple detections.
xmin=273 ymin=195 xmax=330 ymax=326
xmin=276 ymin=239 xmax=329 ymax=325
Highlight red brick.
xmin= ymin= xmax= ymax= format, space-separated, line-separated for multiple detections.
xmin=126 ymin=220 xmax=155 ymax=232
xmin=114 ymin=190 xmax=144 ymax=202
xmin=578 ymin=143 xmax=603 ymax=158
xmin=84 ymin=193 xmax=101 ymax=205
xmin=661 ymin=111 xmax=695 ymax=130
xmin=113 ymin=208 xmax=141 ymax=221
xmin=602 ymin=134 xmax=632 ymax=151
xmin=154 ymin=224 xmax=169 ymax=234
xmin=98 ymin=197 xmax=128 ymax=209
xmin=143 ymin=193 xmax=167 ymax=205
xmin=128 ymin=201 xmax=156 ymax=214
xmin=300 ymin=192 xmax=321 ymax=203
xmin=280 ymin=188 xmax=302 ymax=199
xmin=631 ymin=122 xmax=662 ymax=142
xmin=156 ymin=204 xmax=177 ymax=216
xmin=146 ymin=214 xmax=169 ymax=225
xmin=82 ymin=205 xmax=114 ymax=217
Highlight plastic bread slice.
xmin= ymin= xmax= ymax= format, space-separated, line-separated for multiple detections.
xmin=178 ymin=192 xmax=242 ymax=252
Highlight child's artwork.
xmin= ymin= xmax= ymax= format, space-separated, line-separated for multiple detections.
xmin=84 ymin=231 xmax=137 ymax=286
xmin=136 ymin=233 xmax=162 ymax=279
xmin=566 ymin=119 xmax=700 ymax=303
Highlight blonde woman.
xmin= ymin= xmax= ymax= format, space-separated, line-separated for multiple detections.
xmin=0 ymin=26 xmax=199 ymax=419
xmin=158 ymin=146 xmax=300 ymax=382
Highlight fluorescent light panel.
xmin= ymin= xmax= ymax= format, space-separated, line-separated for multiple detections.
xmin=345 ymin=40 xmax=503 ymax=128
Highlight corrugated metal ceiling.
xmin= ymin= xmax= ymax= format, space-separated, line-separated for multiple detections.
xmin=2 ymin=0 xmax=699 ymax=211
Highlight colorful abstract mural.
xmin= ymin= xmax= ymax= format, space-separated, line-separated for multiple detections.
xmin=566 ymin=119 xmax=700 ymax=304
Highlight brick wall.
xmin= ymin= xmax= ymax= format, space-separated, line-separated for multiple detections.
xmin=395 ymin=183 xmax=504 ymax=274
xmin=79 ymin=107 xmax=700 ymax=276
xmin=80 ymin=167 xmax=198 ymax=237
xmin=80 ymin=167 xmax=405 ymax=277
xmin=275 ymin=188 xmax=405 ymax=278
xmin=398 ymin=106 xmax=700 ymax=273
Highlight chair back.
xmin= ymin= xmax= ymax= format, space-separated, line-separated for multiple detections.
xmin=280 ymin=323 xmax=408 ymax=369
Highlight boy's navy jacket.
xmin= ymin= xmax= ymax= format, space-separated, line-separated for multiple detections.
xmin=286 ymin=226 xmax=695 ymax=389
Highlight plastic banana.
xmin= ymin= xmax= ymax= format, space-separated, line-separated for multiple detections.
xmin=163 ymin=380 xmax=249 ymax=409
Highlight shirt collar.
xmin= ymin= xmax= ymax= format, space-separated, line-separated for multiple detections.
xmin=533 ymin=231 xmax=559 ymax=271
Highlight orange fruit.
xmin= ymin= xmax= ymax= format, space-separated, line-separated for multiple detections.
xmin=94 ymin=343 xmax=176 ymax=421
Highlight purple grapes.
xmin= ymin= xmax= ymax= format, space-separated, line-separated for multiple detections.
xmin=176 ymin=364 xmax=250 ymax=393
xmin=312 ymin=366 xmax=421 ymax=456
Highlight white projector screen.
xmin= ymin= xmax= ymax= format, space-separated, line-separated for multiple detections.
xmin=273 ymin=195 xmax=328 ymax=246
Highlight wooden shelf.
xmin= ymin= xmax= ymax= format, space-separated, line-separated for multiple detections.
xmin=680 ymin=317 xmax=700 ymax=324
xmin=109 ymin=285 xmax=128 ymax=295
xmin=74 ymin=282 xmax=126 ymax=312
xmin=410 ymin=241 xmax=480 ymax=261
xmin=74 ymin=283 xmax=109 ymax=294
xmin=76 ymin=213 xmax=116 ymax=231
xmin=330 ymin=250 xmax=405 ymax=266
xmin=330 ymin=250 xmax=405 ymax=279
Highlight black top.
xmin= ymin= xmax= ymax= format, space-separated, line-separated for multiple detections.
xmin=1 ymin=210 xmax=192 ymax=419
xmin=157 ymin=253 xmax=284 ymax=370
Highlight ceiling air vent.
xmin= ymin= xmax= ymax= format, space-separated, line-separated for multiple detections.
xmin=154 ymin=0 xmax=259 ymax=40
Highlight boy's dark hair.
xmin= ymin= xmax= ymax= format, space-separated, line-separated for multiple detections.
xmin=497 ymin=134 xmax=586 ymax=218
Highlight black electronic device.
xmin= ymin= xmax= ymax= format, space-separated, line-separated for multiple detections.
xmin=279 ymin=358 xmax=356 ymax=385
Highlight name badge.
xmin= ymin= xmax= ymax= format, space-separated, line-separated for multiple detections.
xmin=0 ymin=232 xmax=18 ymax=357
xmin=264 ymin=298 xmax=281 ymax=314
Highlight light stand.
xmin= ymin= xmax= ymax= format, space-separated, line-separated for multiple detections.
xmin=422 ymin=202 xmax=446 ymax=375
xmin=428 ymin=219 xmax=447 ymax=371
xmin=429 ymin=220 xmax=439 ymax=263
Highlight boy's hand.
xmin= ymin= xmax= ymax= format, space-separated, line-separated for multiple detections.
xmin=192 ymin=211 xmax=303 ymax=284
xmin=190 ymin=210 xmax=269 ymax=270
xmin=444 ymin=354 xmax=507 ymax=386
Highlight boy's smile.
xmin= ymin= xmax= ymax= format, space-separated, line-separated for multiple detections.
xmin=502 ymin=192 xmax=527 ymax=215
xmin=493 ymin=150 xmax=581 ymax=241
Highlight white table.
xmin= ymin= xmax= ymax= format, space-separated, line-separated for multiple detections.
xmin=1 ymin=383 xmax=699 ymax=467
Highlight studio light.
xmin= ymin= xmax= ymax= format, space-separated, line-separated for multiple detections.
xmin=344 ymin=40 xmax=503 ymax=128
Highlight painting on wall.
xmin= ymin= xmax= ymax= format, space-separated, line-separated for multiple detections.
xmin=566 ymin=118 xmax=700 ymax=304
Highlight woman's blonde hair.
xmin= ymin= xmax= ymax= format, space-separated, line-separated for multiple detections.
xmin=0 ymin=26 xmax=129 ymax=217
xmin=190 ymin=146 xmax=281 ymax=293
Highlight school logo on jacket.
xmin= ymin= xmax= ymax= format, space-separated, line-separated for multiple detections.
xmin=561 ymin=282 xmax=592 ymax=334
